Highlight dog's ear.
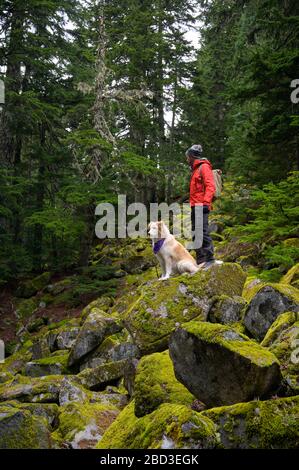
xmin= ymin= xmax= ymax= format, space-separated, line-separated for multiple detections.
xmin=159 ymin=220 xmax=169 ymax=238
xmin=148 ymin=222 xmax=153 ymax=231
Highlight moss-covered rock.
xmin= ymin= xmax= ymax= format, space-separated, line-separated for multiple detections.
xmin=261 ymin=312 xmax=299 ymax=348
xmin=56 ymin=326 xmax=80 ymax=350
xmin=15 ymin=297 xmax=40 ymax=319
xmin=24 ymin=351 xmax=70 ymax=377
xmin=134 ymin=351 xmax=195 ymax=417
xmin=0 ymin=402 xmax=54 ymax=448
xmin=202 ymin=395 xmax=299 ymax=449
xmin=68 ymin=310 xmax=123 ymax=367
xmin=281 ymin=263 xmax=299 ymax=288
xmin=242 ymin=277 xmax=265 ymax=302
xmin=0 ymin=342 xmax=33 ymax=375
xmin=208 ymin=295 xmax=247 ymax=325
xmin=243 ymin=283 xmax=299 ymax=341
xmin=124 ymin=263 xmax=247 ymax=355
xmin=52 ymin=402 xmax=119 ymax=449
xmin=80 ymin=296 xmax=114 ymax=323
xmin=16 ymin=272 xmax=51 ymax=298
xmin=96 ymin=401 xmax=219 ymax=449
xmin=0 ymin=375 xmax=65 ymax=403
xmin=121 ymin=255 xmax=155 ymax=275
xmin=260 ymin=312 xmax=299 ymax=378
xmin=169 ymin=321 xmax=282 ymax=408
xmin=77 ymin=359 xmax=127 ymax=390
xmin=79 ymin=330 xmax=140 ymax=371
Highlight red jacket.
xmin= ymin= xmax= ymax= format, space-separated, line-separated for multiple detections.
xmin=189 ymin=158 xmax=215 ymax=209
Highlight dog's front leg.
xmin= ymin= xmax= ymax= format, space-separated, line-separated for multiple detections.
xmin=158 ymin=255 xmax=166 ymax=280
xmin=161 ymin=257 xmax=172 ymax=280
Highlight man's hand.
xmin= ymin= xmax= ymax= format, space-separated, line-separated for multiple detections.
xmin=203 ymin=205 xmax=210 ymax=214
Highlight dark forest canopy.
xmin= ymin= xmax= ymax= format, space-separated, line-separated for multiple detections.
xmin=0 ymin=0 xmax=298 ymax=281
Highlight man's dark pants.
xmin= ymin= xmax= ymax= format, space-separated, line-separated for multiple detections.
xmin=191 ymin=206 xmax=214 ymax=264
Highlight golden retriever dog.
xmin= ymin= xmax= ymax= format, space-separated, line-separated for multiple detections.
xmin=148 ymin=221 xmax=199 ymax=280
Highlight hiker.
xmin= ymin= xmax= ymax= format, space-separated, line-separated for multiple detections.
xmin=186 ymin=144 xmax=216 ymax=268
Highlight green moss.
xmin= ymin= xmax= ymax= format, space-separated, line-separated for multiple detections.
xmin=242 ymin=277 xmax=265 ymax=302
xmin=243 ymin=280 xmax=299 ymax=304
xmin=15 ymin=297 xmax=39 ymax=319
xmin=183 ymin=321 xmax=280 ymax=367
xmin=52 ymin=402 xmax=119 ymax=448
xmin=0 ymin=343 xmax=33 ymax=375
xmin=134 ymin=351 xmax=195 ymax=417
xmin=28 ymin=351 xmax=70 ymax=374
xmin=124 ymin=263 xmax=246 ymax=354
xmin=202 ymin=396 xmax=299 ymax=448
xmin=261 ymin=312 xmax=299 ymax=348
xmin=97 ymin=401 xmax=219 ymax=449
xmin=281 ymin=263 xmax=299 ymax=287
xmin=77 ymin=360 xmax=127 ymax=390
xmin=266 ymin=323 xmax=299 ymax=375
xmin=0 ymin=403 xmax=53 ymax=448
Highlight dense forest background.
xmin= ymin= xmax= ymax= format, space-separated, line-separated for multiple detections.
xmin=0 ymin=0 xmax=298 ymax=287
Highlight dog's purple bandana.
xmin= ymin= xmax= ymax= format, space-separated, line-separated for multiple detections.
xmin=153 ymin=239 xmax=165 ymax=254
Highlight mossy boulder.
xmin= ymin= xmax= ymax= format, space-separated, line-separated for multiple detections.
xmin=202 ymin=395 xmax=299 ymax=449
xmin=6 ymin=401 xmax=59 ymax=427
xmin=124 ymin=263 xmax=247 ymax=355
xmin=52 ymin=402 xmax=119 ymax=449
xmin=77 ymin=359 xmax=127 ymax=390
xmin=242 ymin=277 xmax=264 ymax=302
xmin=0 ymin=342 xmax=33 ymax=375
xmin=45 ymin=277 xmax=74 ymax=296
xmin=260 ymin=312 xmax=299 ymax=377
xmin=16 ymin=272 xmax=51 ymax=298
xmin=261 ymin=312 xmax=299 ymax=348
xmin=68 ymin=310 xmax=123 ymax=367
xmin=281 ymin=263 xmax=299 ymax=289
xmin=79 ymin=331 xmax=140 ymax=371
xmin=89 ymin=390 xmax=129 ymax=410
xmin=96 ymin=401 xmax=219 ymax=449
xmin=15 ymin=297 xmax=40 ymax=319
xmin=121 ymin=255 xmax=155 ymax=275
xmin=0 ymin=375 xmax=65 ymax=403
xmin=24 ymin=351 xmax=70 ymax=377
xmin=243 ymin=283 xmax=299 ymax=341
xmin=58 ymin=376 xmax=89 ymax=406
xmin=169 ymin=322 xmax=282 ymax=408
xmin=208 ymin=295 xmax=247 ymax=325
xmin=80 ymin=296 xmax=114 ymax=322
xmin=0 ymin=371 xmax=14 ymax=384
xmin=0 ymin=402 xmax=53 ymax=448
xmin=134 ymin=351 xmax=195 ymax=417
xmin=56 ymin=327 xmax=80 ymax=350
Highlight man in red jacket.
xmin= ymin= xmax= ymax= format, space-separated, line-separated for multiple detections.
xmin=186 ymin=144 xmax=216 ymax=268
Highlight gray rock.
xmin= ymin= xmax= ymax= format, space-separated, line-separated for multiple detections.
xmin=77 ymin=359 xmax=127 ymax=390
xmin=208 ymin=295 xmax=247 ymax=324
xmin=79 ymin=334 xmax=140 ymax=371
xmin=56 ymin=327 xmax=80 ymax=350
xmin=243 ymin=284 xmax=299 ymax=341
xmin=58 ymin=377 xmax=88 ymax=406
xmin=0 ymin=403 xmax=53 ymax=448
xmin=202 ymin=396 xmax=299 ymax=449
xmin=68 ymin=311 xmax=123 ymax=367
xmin=124 ymin=263 xmax=247 ymax=354
xmin=169 ymin=322 xmax=282 ymax=407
